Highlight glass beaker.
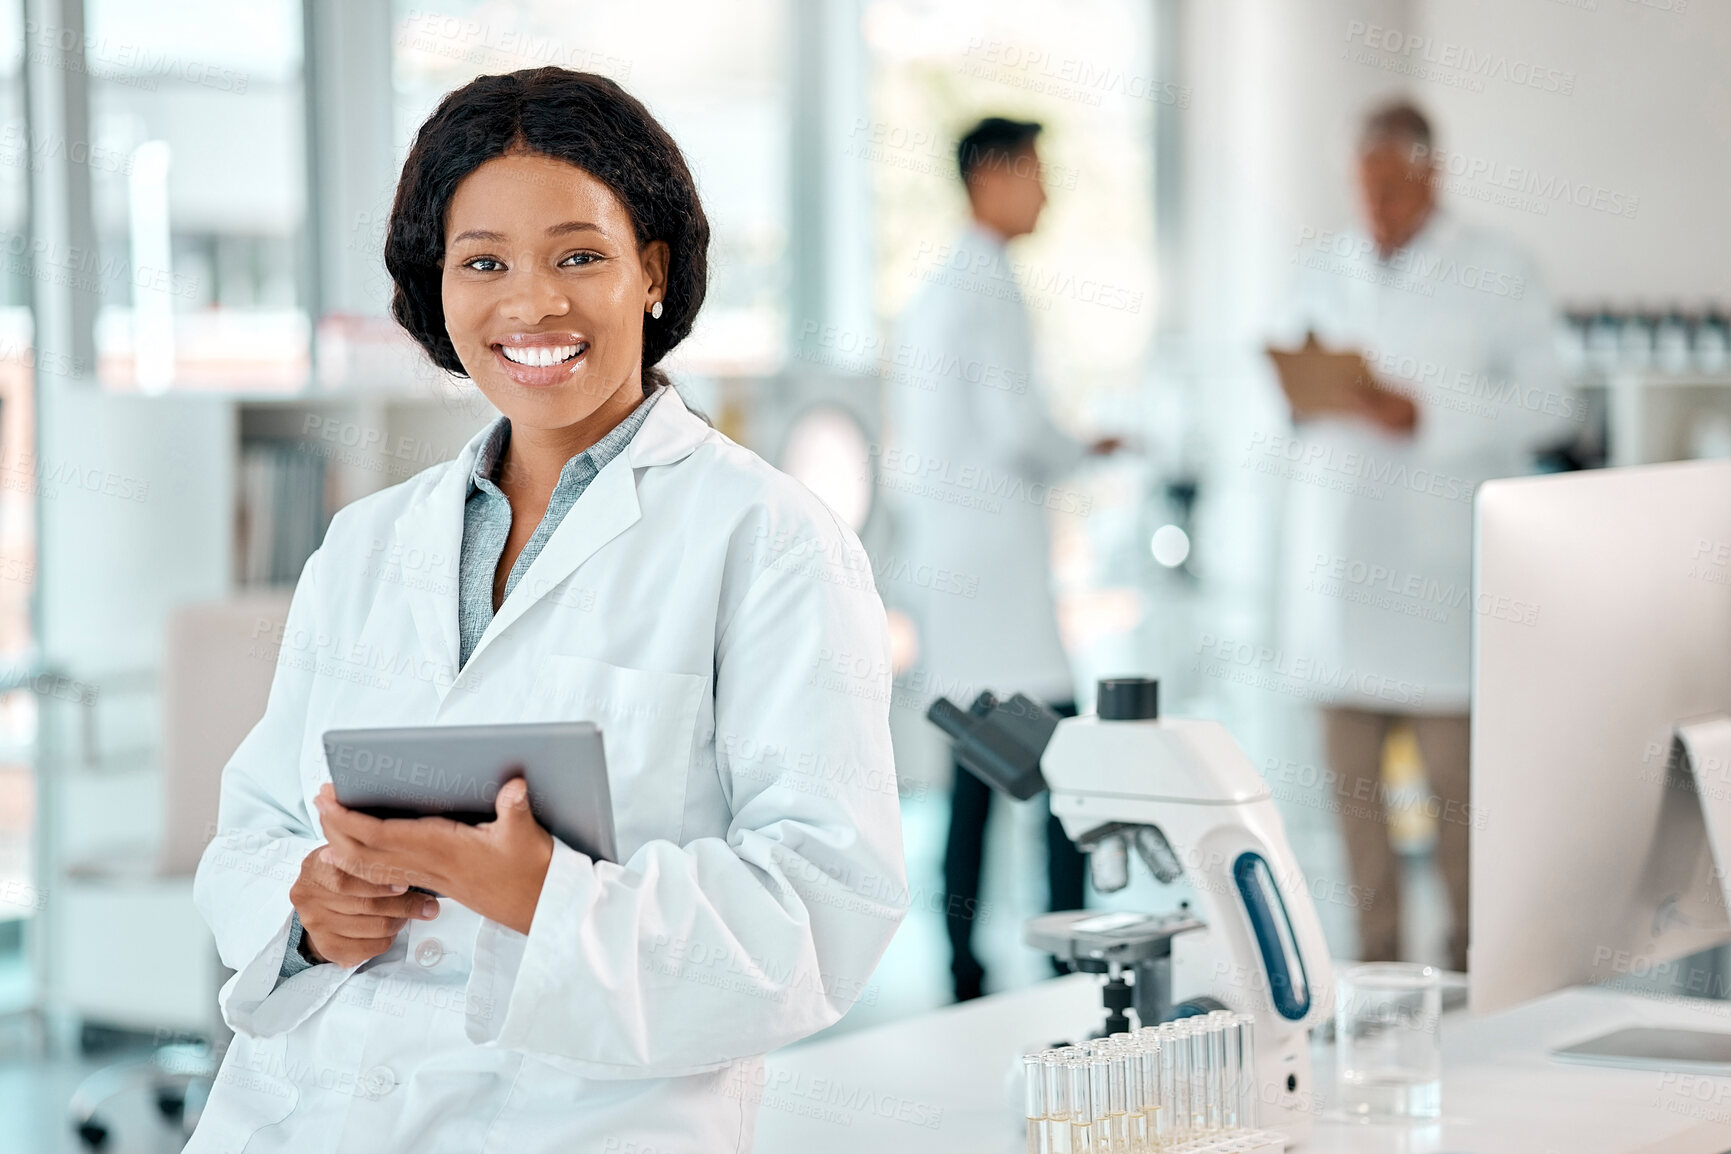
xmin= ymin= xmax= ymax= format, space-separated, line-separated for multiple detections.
xmin=1334 ymin=962 xmax=1442 ymax=1120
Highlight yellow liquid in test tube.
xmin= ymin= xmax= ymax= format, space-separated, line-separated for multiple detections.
xmin=1024 ymin=1053 xmax=1050 ymax=1154
xmin=1137 ymin=1104 xmax=1160 ymax=1152
xmin=1110 ymin=1109 xmax=1137 ymax=1152
xmin=1091 ymin=1111 xmax=1129 ymax=1153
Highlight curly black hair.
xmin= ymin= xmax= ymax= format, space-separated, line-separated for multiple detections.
xmin=385 ymin=67 xmax=710 ymax=393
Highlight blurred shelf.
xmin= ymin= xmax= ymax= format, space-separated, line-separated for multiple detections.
xmin=95 ymin=382 xmax=484 ymax=406
xmin=1575 ymin=370 xmax=1731 ymax=390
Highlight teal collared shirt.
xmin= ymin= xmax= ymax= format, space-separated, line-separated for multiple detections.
xmin=277 ymin=384 xmax=665 ymax=984
xmin=457 ymin=385 xmax=665 ymax=669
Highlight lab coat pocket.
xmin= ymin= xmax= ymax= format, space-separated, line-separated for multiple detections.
xmin=531 ymin=655 xmax=707 ymax=858
xmin=185 ymin=1036 xmax=299 ymax=1153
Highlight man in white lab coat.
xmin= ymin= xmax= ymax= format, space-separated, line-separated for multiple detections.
xmin=1274 ymin=100 xmax=1579 ymax=972
xmin=885 ymin=117 xmax=1120 ymax=1001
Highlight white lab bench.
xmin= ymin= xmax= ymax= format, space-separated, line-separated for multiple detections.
xmin=756 ymin=974 xmax=1731 ymax=1153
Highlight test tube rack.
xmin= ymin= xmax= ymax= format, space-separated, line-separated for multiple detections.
xmin=1022 ymin=1010 xmax=1285 ymax=1153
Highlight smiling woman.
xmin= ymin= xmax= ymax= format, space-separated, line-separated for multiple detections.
xmin=386 ymin=68 xmax=707 ymax=395
xmin=189 ymin=67 xmax=906 ymax=1154
xmin=440 ymin=154 xmax=668 ymax=422
xmin=384 ymin=72 xmax=717 ymax=613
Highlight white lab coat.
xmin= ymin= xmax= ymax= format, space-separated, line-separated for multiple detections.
xmin=883 ymin=223 xmax=1086 ymax=706
xmin=1276 ymin=211 xmax=1578 ymax=713
xmin=189 ymin=387 xmax=907 ymax=1153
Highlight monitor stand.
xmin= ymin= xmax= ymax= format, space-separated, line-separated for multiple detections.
xmin=1549 ymin=716 xmax=1731 ymax=1073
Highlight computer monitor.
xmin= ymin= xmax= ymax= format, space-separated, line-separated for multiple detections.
xmin=1472 ymin=458 xmax=1731 ymax=1021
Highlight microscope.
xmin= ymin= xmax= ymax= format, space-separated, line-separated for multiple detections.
xmin=928 ymin=677 xmax=1334 ymax=1144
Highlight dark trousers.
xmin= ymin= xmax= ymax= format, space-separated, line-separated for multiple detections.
xmin=942 ymin=700 xmax=1085 ymax=1001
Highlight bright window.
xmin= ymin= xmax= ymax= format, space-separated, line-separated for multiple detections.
xmin=862 ymin=0 xmax=1159 ymax=405
xmin=85 ymin=0 xmax=309 ymax=391
xmin=0 ymin=0 xmax=34 ymax=1006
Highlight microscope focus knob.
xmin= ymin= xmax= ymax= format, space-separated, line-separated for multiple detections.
xmin=1097 ymin=677 xmax=1159 ymax=721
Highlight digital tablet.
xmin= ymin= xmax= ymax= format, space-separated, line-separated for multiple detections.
xmin=322 ymin=721 xmax=617 ymax=863
xmin=1553 ymin=1027 xmax=1731 ymax=1075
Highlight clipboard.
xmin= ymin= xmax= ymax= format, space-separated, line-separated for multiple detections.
xmin=1265 ymin=332 xmax=1376 ymax=416
xmin=1266 ymin=332 xmax=1417 ymax=432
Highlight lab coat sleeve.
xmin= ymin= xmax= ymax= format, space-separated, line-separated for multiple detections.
xmin=192 ymin=548 xmax=356 ymax=1037
xmin=465 ymin=502 xmax=908 ymax=1077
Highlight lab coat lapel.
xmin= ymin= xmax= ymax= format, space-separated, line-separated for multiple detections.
xmin=392 ymin=423 xmax=491 ymax=704
xmin=460 ymin=386 xmax=711 ymax=672
xmin=466 ymin=452 xmax=641 ymax=668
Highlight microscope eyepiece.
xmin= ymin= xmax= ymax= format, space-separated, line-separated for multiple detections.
xmin=1097 ymin=677 xmax=1159 ymax=721
xmin=925 ymin=691 xmax=1059 ymax=800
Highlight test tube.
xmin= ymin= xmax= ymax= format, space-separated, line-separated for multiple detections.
xmin=1160 ymin=1021 xmax=1191 ymax=1144
xmin=1132 ymin=1028 xmax=1161 ymax=1153
xmin=1109 ymin=1043 xmax=1134 ymax=1153
xmin=1087 ymin=1050 xmax=1115 ymax=1154
xmin=1233 ymin=1014 xmax=1260 ymax=1130
xmin=1068 ymin=1049 xmax=1096 ymax=1154
xmin=1204 ymin=1011 xmax=1232 ymax=1133
xmin=1025 ymin=1053 xmax=1048 ymax=1154
xmin=1193 ymin=1015 xmax=1214 ymax=1135
xmin=1101 ymin=1039 xmax=1136 ymax=1154
xmin=1043 ymin=1050 xmax=1073 ymax=1154
xmin=1186 ymin=1019 xmax=1210 ymax=1135
xmin=1217 ymin=1016 xmax=1244 ymax=1131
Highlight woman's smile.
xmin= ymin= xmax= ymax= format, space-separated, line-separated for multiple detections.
xmin=491 ymin=331 xmax=592 ymax=387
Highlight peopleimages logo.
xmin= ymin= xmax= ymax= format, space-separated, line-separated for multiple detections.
xmin=870 ymin=444 xmax=1094 ymax=516
xmin=1360 ymin=345 xmax=1583 ymax=424
xmin=909 ymin=239 xmax=1145 ymax=314
xmin=1193 ymin=632 xmax=1426 ymax=707
xmin=794 ymin=319 xmax=1031 ymax=395
xmin=1409 ymin=144 xmax=1640 ymax=220
xmin=1294 ymin=227 xmax=1527 ymax=299
xmin=1307 ymin=553 xmax=1540 ymax=627
xmin=961 ymin=38 xmax=1191 ymax=109
xmin=1243 ymin=430 xmax=1477 ymax=505
xmin=1341 ymin=21 xmax=1576 ymax=96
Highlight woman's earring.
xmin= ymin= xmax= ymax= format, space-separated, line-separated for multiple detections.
xmin=650 ymin=301 xmax=663 ymax=320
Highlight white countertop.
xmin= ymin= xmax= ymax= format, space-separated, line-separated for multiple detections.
xmin=756 ymin=974 xmax=1731 ymax=1153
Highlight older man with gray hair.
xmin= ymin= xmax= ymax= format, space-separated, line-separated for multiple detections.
xmin=1272 ymin=98 xmax=1579 ymax=973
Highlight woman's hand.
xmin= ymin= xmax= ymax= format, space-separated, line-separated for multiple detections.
xmin=314 ymin=779 xmax=555 ymax=936
xmin=290 ymin=845 xmax=441 ymax=967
